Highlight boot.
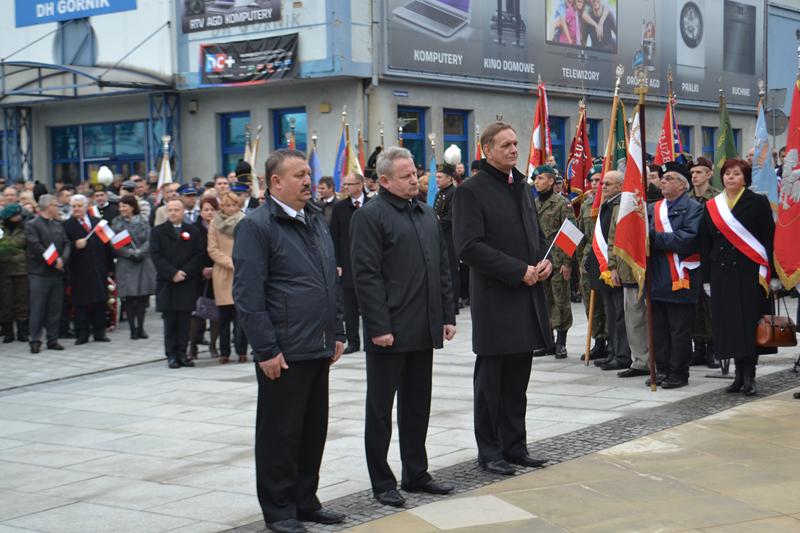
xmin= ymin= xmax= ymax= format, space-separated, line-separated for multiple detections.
xmin=554 ymin=330 xmax=568 ymax=359
xmin=705 ymin=341 xmax=720 ymax=369
xmin=125 ymin=299 xmax=138 ymax=339
xmin=588 ymin=338 xmax=607 ymax=360
xmin=1 ymin=321 xmax=14 ymax=343
xmin=545 ymin=332 xmax=556 ymax=356
xmin=690 ymin=340 xmax=707 ymax=366
xmin=742 ymin=365 xmax=757 ymax=397
xmin=209 ymin=321 xmax=219 ymax=358
xmin=16 ymin=320 xmax=29 ymax=342
xmin=187 ymin=317 xmax=201 ymax=360
xmin=725 ymin=365 xmax=743 ymax=393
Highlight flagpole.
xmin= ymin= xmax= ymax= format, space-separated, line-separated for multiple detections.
xmin=584 ymin=65 xmax=623 ymax=365
xmin=634 ymin=68 xmax=657 ymax=392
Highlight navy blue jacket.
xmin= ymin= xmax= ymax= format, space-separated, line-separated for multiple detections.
xmin=232 ymin=198 xmax=345 ymax=363
xmin=647 ymin=192 xmax=703 ymax=304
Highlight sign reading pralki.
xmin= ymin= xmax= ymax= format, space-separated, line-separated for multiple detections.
xmin=15 ymin=0 xmax=137 ymax=27
xmin=182 ymin=0 xmax=282 ymax=33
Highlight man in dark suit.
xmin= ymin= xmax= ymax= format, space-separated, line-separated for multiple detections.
xmin=351 ymin=146 xmax=456 ymax=508
xmin=91 ymin=186 xmax=119 ymax=222
xmin=63 ymin=194 xmax=114 ymax=344
xmin=233 ymin=149 xmax=346 ymax=533
xmin=453 ymin=122 xmax=552 ymax=476
xmin=315 ymin=176 xmax=337 ymax=225
xmin=150 ymin=199 xmax=205 ymax=369
xmin=330 ymin=172 xmax=368 ymax=354
xmin=434 ymin=161 xmax=459 ymax=314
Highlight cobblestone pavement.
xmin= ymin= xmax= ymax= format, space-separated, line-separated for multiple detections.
xmin=1 ymin=300 xmax=798 ymax=532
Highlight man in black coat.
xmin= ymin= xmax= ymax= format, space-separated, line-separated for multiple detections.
xmin=351 ymin=146 xmax=456 ymax=508
xmin=150 ymin=199 xmax=206 ymax=369
xmin=314 ymin=176 xmax=337 ymax=225
xmin=434 ymin=162 xmax=459 ymax=315
xmin=63 ymin=194 xmax=114 ymax=344
xmin=233 ymin=149 xmax=346 ymax=533
xmin=330 ymin=173 xmax=368 ymax=354
xmin=452 ymin=122 xmax=552 ymax=476
xmin=91 ymin=186 xmax=119 ymax=222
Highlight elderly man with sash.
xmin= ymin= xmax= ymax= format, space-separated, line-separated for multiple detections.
xmin=647 ymin=162 xmax=703 ymax=389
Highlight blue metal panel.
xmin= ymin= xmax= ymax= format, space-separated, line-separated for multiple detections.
xmin=15 ymin=0 xmax=137 ymax=28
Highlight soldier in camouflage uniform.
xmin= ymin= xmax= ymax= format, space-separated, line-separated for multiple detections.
xmin=688 ymin=157 xmax=721 ymax=369
xmin=533 ymin=165 xmax=576 ymax=359
xmin=0 ymin=204 xmax=29 ymax=343
xmin=576 ymin=166 xmax=608 ymax=360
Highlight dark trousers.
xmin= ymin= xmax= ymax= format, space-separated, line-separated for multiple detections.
xmin=218 ymin=304 xmax=248 ymax=356
xmin=74 ymin=302 xmax=107 ymax=340
xmin=473 ymin=353 xmax=532 ymax=464
xmin=255 ymin=358 xmax=329 ymax=523
xmin=29 ymin=275 xmax=63 ymax=344
xmin=602 ymin=288 xmax=631 ymax=365
xmin=124 ymin=296 xmax=148 ymax=334
xmin=162 ymin=310 xmax=191 ymax=360
xmin=365 ymin=349 xmax=433 ymax=493
xmin=652 ymin=301 xmax=694 ymax=381
xmin=343 ymin=288 xmax=361 ymax=348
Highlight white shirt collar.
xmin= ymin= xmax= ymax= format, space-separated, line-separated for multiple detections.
xmin=351 ymin=193 xmax=364 ymax=206
xmin=324 ymin=195 xmax=335 ymax=204
xmin=271 ymin=195 xmax=304 ymax=219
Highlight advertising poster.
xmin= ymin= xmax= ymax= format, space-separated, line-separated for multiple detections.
xmin=200 ymin=33 xmax=297 ymax=86
xmin=384 ymin=0 xmax=764 ymax=106
xmin=15 ymin=0 xmax=137 ymax=27
xmin=183 ymin=0 xmax=282 ymax=33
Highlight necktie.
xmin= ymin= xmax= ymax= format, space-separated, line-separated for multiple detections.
xmin=81 ymin=219 xmax=90 ymax=232
xmin=354 ymin=200 xmax=361 ymax=209
xmin=295 ymin=212 xmax=306 ymax=225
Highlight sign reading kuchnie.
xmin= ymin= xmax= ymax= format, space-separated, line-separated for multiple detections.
xmin=183 ymin=0 xmax=281 ymax=33
xmin=200 ymin=33 xmax=297 ymax=86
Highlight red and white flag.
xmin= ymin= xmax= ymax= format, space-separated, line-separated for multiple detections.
xmin=94 ymin=219 xmax=116 ymax=244
xmin=614 ymin=107 xmax=648 ymax=295
xmin=553 ymin=218 xmax=585 ymax=257
xmin=43 ymin=243 xmax=59 ymax=266
xmin=566 ymin=106 xmax=593 ymax=194
xmin=88 ymin=205 xmax=101 ymax=218
xmin=652 ymin=97 xmax=683 ymax=165
xmin=111 ymin=229 xmax=133 ymax=250
xmin=776 ymin=79 xmax=800 ymax=289
xmin=527 ymin=81 xmax=551 ymax=178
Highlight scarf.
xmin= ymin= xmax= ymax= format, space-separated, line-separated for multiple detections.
xmin=213 ymin=211 xmax=245 ymax=236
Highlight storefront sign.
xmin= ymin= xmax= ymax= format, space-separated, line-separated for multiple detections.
xmin=15 ymin=0 xmax=137 ymax=27
xmin=384 ymin=0 xmax=765 ymax=106
xmin=183 ymin=0 xmax=282 ymax=33
xmin=200 ymin=33 xmax=297 ymax=86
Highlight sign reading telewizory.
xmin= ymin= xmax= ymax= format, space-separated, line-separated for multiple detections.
xmin=15 ymin=0 xmax=137 ymax=27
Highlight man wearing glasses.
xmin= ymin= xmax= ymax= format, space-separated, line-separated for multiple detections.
xmin=330 ymin=173 xmax=368 ymax=354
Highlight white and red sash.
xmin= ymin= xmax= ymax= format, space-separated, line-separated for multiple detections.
xmin=653 ymin=199 xmax=700 ymax=291
xmin=591 ymin=202 xmax=615 ymax=286
xmin=706 ymin=192 xmax=770 ymax=293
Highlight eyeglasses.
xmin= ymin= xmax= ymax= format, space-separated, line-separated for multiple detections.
xmin=342 ymin=182 xmax=361 ymax=187
xmin=659 ymin=175 xmax=677 ymax=182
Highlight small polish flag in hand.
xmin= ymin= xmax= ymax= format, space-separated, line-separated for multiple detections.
xmin=553 ymin=218 xmax=584 ymax=258
xmin=43 ymin=243 xmax=59 ymax=266
xmin=111 ymin=230 xmax=132 ymax=250
xmin=89 ymin=205 xmax=101 ymax=218
xmin=94 ymin=219 xmax=116 ymax=244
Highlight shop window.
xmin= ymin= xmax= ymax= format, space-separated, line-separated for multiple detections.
xmin=398 ymin=106 xmax=426 ymax=167
xmin=220 ymin=112 xmax=250 ymax=175
xmin=678 ymin=125 xmax=692 ymax=156
xmin=587 ymin=119 xmax=600 ymax=161
xmin=273 ymin=107 xmax=307 ymax=152
xmin=548 ymin=116 xmax=567 ymax=173
xmin=701 ymin=127 xmax=716 ymax=162
xmin=51 ymin=126 xmax=81 ymax=185
xmin=733 ymin=128 xmax=742 ymax=155
xmin=0 ymin=131 xmax=6 ymax=178
xmin=443 ymin=109 xmax=469 ymax=170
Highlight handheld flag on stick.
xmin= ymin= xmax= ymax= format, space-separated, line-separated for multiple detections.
xmin=42 ymin=243 xmax=59 ymax=266
xmin=527 ymin=78 xmax=551 ymax=178
xmin=545 ymin=218 xmax=584 ymax=258
xmin=566 ymin=102 xmax=593 ymax=195
xmin=775 ymin=75 xmax=800 ymax=290
xmin=88 ymin=205 xmax=101 ymax=218
xmin=713 ymin=91 xmax=738 ymax=189
xmin=93 ymin=219 xmax=116 ymax=244
xmin=751 ymin=97 xmax=779 ymax=213
xmin=111 ymin=230 xmax=133 ymax=250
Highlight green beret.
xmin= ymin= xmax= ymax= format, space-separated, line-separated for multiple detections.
xmin=591 ymin=163 xmax=604 ymax=176
xmin=0 ymin=203 xmax=22 ymax=220
xmin=533 ymin=165 xmax=557 ymax=177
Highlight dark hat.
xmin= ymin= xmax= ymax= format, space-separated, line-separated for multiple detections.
xmin=0 ymin=203 xmax=22 ymax=219
xmin=230 ymin=183 xmax=249 ymax=194
xmin=590 ymin=163 xmax=604 ymax=176
xmin=532 ymin=165 xmax=557 ymax=177
xmin=691 ymin=157 xmax=713 ymax=171
xmin=659 ymin=161 xmax=691 ymax=185
xmin=437 ymin=162 xmax=456 ymax=177
xmin=470 ymin=159 xmax=481 ymax=171
xmin=93 ymin=184 xmax=109 ymax=193
xmin=121 ymin=180 xmax=137 ymax=192
xmin=554 ymin=173 xmax=564 ymax=184
xmin=177 ymin=183 xmax=197 ymax=196
xmin=191 ymin=176 xmax=202 ymax=183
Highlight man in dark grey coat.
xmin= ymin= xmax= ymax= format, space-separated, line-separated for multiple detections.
xmin=453 ymin=122 xmax=552 ymax=476
xmin=351 ymin=146 xmax=456 ymax=508
xmin=233 ymin=149 xmax=346 ymax=533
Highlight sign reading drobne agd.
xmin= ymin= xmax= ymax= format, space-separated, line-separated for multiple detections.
xmin=15 ymin=0 xmax=137 ymax=27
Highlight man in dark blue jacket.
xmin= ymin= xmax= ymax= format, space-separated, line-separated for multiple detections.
xmin=647 ymin=161 xmax=703 ymax=389
xmin=233 ymin=149 xmax=346 ymax=533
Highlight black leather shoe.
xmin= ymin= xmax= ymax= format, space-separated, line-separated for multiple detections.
xmin=178 ymin=355 xmax=195 ymax=367
xmin=297 ymin=507 xmax=345 ymax=524
xmin=532 ymin=348 xmax=548 ymax=357
xmin=554 ymin=344 xmax=568 ymax=359
xmin=601 ymin=359 xmax=628 ymax=371
xmin=130 ymin=330 xmax=139 ymax=340
xmin=645 ymin=373 xmax=668 ymax=387
xmin=94 ymin=336 xmax=111 ymax=342
xmin=588 ymin=338 xmax=607 ymax=359
xmin=742 ymin=374 xmax=757 ymax=396
xmin=75 ymin=337 xmax=89 ymax=345
xmin=374 ymin=488 xmax=405 ymax=507
xmin=594 ymin=356 xmax=612 ymax=367
xmin=30 ymin=341 xmax=42 ymax=354
xmin=661 ymin=377 xmax=688 ymax=389
xmin=137 ymin=329 xmax=149 ymax=339
xmin=60 ymin=330 xmax=76 ymax=339
xmin=266 ymin=519 xmax=306 ymax=533
xmin=47 ymin=342 xmax=64 ymax=351
xmin=402 ymin=479 xmax=454 ymax=495
xmin=168 ymin=358 xmax=180 ymax=369
xmin=617 ymin=368 xmax=649 ymax=378
xmin=725 ymin=368 xmax=744 ymax=393
xmin=343 ymin=345 xmax=360 ymax=354
xmin=480 ymin=459 xmax=516 ymax=475
xmin=506 ymin=454 xmax=548 ymax=468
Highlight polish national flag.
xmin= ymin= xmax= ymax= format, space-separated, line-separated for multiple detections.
xmin=88 ymin=205 xmax=101 ymax=218
xmin=94 ymin=219 xmax=116 ymax=244
xmin=553 ymin=218 xmax=585 ymax=258
xmin=111 ymin=230 xmax=132 ymax=250
xmin=43 ymin=243 xmax=59 ymax=266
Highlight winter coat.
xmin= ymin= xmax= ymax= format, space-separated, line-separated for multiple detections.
xmin=24 ymin=215 xmax=71 ymax=277
xmin=150 ymin=221 xmax=206 ymax=312
xmin=63 ymin=216 xmax=115 ymax=306
xmin=111 ymin=214 xmax=156 ymax=298
xmin=0 ymin=222 xmax=27 ymax=276
xmin=208 ymin=212 xmax=244 ymax=306
xmin=330 ymin=195 xmax=369 ymax=289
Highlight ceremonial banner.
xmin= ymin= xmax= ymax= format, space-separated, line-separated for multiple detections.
xmin=309 ymin=146 xmax=323 ymax=191
xmin=332 ymin=124 xmax=347 ymax=191
xmin=614 ymin=107 xmax=648 ymax=295
xmin=592 ymin=98 xmax=627 ymax=216
xmin=566 ymin=106 xmax=593 ymax=194
xmin=653 ymin=99 xmax=682 ymax=165
xmin=527 ymin=82 xmax=551 ymax=178
xmin=200 ymin=34 xmax=297 ymax=87
xmin=776 ymin=79 xmax=800 ymax=289
xmin=155 ymin=150 xmax=172 ymax=205
xmin=713 ymin=94 xmax=738 ymax=188
xmin=427 ymin=153 xmax=438 ymax=206
xmin=751 ymin=102 xmax=779 ymax=212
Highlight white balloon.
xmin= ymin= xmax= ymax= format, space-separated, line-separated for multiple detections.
xmin=444 ymin=144 xmax=462 ymax=166
xmin=97 ymin=165 xmax=114 ymax=186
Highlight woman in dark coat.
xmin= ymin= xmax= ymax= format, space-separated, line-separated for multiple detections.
xmin=700 ymin=158 xmax=776 ymax=396
xmin=111 ymin=196 xmax=156 ymax=339
xmin=188 ymin=196 xmax=219 ymax=359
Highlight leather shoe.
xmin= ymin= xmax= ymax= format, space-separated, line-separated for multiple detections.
xmin=178 ymin=355 xmax=195 ymax=367
xmin=47 ymin=341 xmax=64 ymax=351
xmin=30 ymin=341 xmax=42 ymax=354
xmin=94 ymin=336 xmax=111 ymax=342
xmin=506 ymin=454 xmax=547 ymax=468
xmin=480 ymin=459 xmax=516 ymax=475
xmin=661 ymin=377 xmax=688 ymax=389
xmin=600 ymin=359 xmax=628 ymax=371
xmin=617 ymin=368 xmax=649 ymax=378
xmin=137 ymin=329 xmax=149 ymax=339
xmin=645 ymin=373 xmax=668 ymax=387
xmin=532 ymin=347 xmax=548 ymax=357
xmin=343 ymin=345 xmax=360 ymax=354
xmin=593 ymin=356 xmax=612 ymax=367
xmin=297 ymin=507 xmax=345 ymax=524
xmin=402 ymin=479 xmax=453 ymax=495
xmin=374 ymin=488 xmax=405 ymax=507
xmin=75 ymin=337 xmax=89 ymax=345
xmin=266 ymin=518 xmax=306 ymax=533
xmin=167 ymin=358 xmax=180 ymax=369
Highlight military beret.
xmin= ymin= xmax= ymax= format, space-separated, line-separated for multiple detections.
xmin=532 ymin=165 xmax=557 ymax=177
xmin=0 ymin=203 xmax=22 ymax=219
xmin=437 ymin=162 xmax=456 ymax=177
xmin=659 ymin=161 xmax=692 ymax=185
xmin=591 ymin=163 xmax=604 ymax=176
xmin=177 ymin=183 xmax=197 ymax=195
xmin=691 ymin=157 xmax=713 ymax=171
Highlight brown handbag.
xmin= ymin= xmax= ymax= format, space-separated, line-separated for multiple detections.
xmin=756 ymin=296 xmax=797 ymax=348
